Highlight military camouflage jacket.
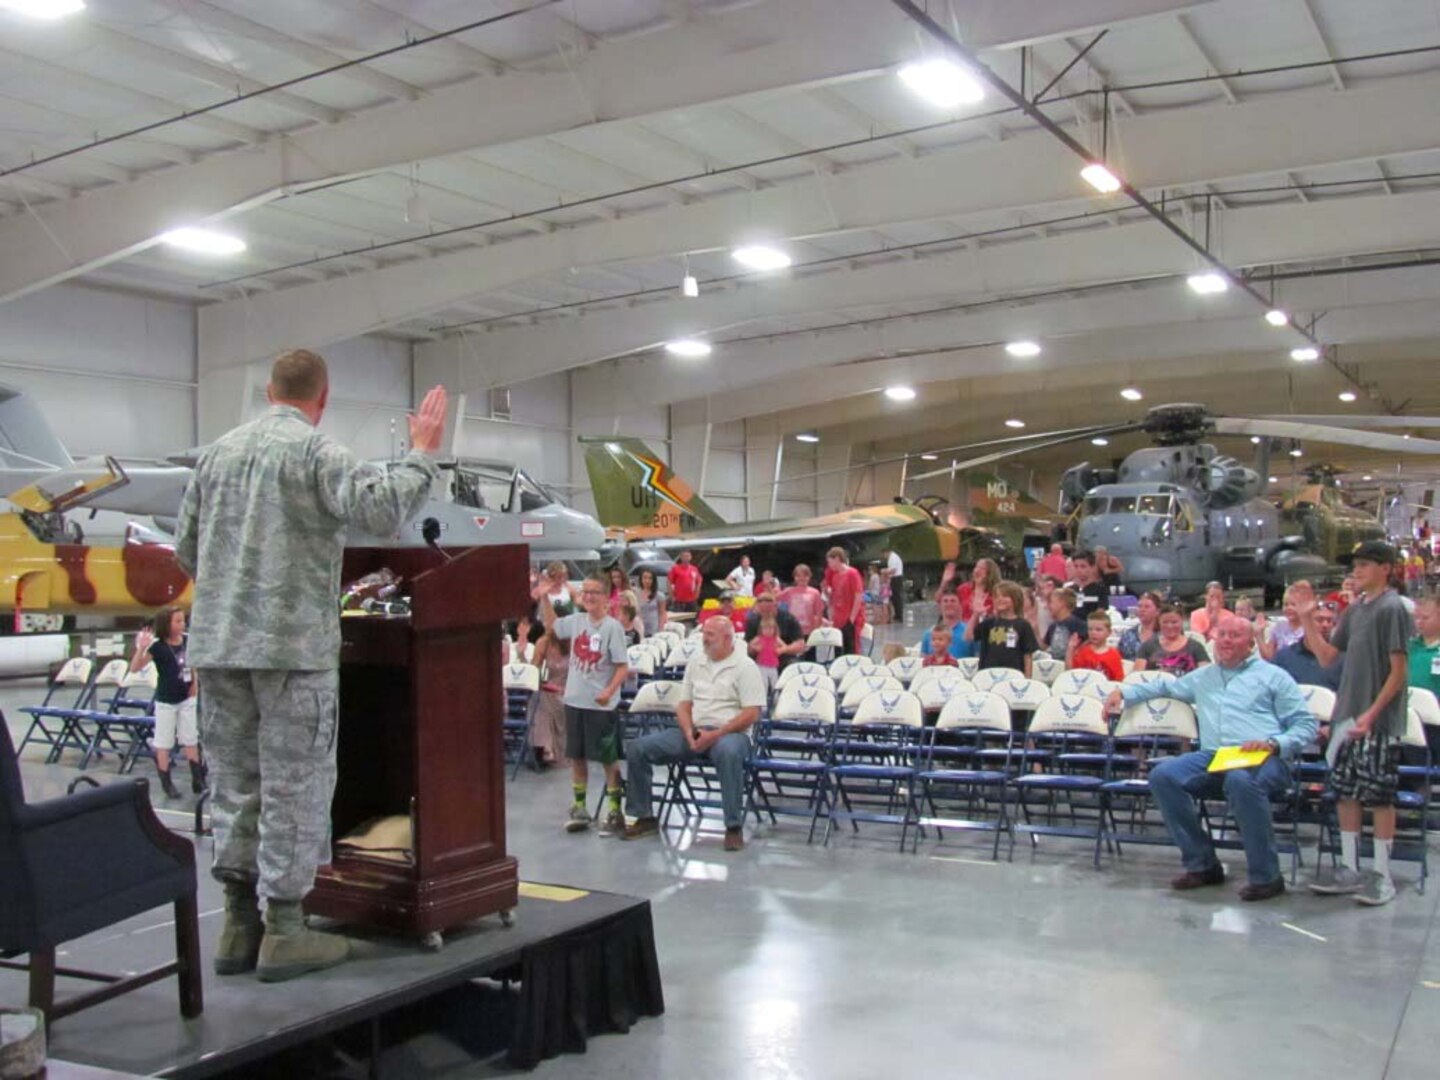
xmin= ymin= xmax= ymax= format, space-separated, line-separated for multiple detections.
xmin=176 ymin=405 xmax=437 ymax=670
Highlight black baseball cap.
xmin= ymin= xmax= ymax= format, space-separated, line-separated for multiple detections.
xmin=1342 ymin=540 xmax=1397 ymax=566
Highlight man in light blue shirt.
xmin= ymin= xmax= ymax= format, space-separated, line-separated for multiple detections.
xmin=1104 ymin=614 xmax=1317 ymax=902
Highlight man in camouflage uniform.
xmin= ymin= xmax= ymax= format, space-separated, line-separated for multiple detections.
xmin=176 ymin=349 xmax=445 ymax=982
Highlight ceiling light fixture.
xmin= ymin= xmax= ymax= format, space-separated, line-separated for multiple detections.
xmin=1004 ymin=419 xmax=1026 ymax=429
xmin=1091 ymin=437 xmax=1109 ymax=446
xmin=0 ymin=0 xmax=85 ymax=18
xmin=604 ymin=442 xmax=621 ymax=453
xmin=1268 ymin=476 xmax=1278 ymax=483
xmin=731 ymin=245 xmax=792 ymax=271
xmin=1338 ymin=391 xmax=1358 ymax=402
xmin=1120 ymin=387 xmax=1143 ymax=402
xmin=159 ymin=227 xmax=246 ymax=256
xmin=664 ymin=338 xmax=712 ymax=358
xmin=1290 ymin=346 xmax=1320 ymax=362
xmin=897 ymin=59 xmax=985 ymax=108
xmin=920 ymin=453 xmax=938 ymax=461
xmin=1186 ymin=271 xmax=1229 ymax=295
xmin=1250 ymin=436 xmax=1262 ymax=444
xmin=795 ymin=433 xmax=820 ymax=444
xmin=1265 ymin=309 xmax=1289 ymax=327
xmin=1290 ymin=448 xmax=1304 ymax=458
xmin=681 ymin=274 xmax=699 ymax=299
xmin=1005 ymin=340 xmax=1041 ymax=358
xmin=1362 ymin=474 xmax=1373 ymax=481
xmin=1079 ymin=162 xmax=1122 ymax=194
xmin=884 ymin=385 xmax=917 ymax=402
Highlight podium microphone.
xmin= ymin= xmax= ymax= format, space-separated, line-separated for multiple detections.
xmin=421 ymin=517 xmax=453 ymax=561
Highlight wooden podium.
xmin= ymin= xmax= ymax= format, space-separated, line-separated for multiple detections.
xmin=305 ymin=544 xmax=529 ymax=939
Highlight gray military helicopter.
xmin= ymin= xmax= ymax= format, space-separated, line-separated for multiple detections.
xmin=906 ymin=403 xmax=1440 ymax=601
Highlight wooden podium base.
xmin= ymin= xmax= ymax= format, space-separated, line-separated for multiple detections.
xmin=307 ymin=854 xmax=519 ymax=939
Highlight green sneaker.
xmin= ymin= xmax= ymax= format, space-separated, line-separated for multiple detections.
xmin=565 ymin=804 xmax=591 ymax=833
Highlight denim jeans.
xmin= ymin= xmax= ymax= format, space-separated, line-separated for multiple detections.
xmin=625 ymin=726 xmax=751 ymax=829
xmin=1148 ymin=750 xmax=1291 ymax=885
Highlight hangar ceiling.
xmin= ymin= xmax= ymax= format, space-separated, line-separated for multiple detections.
xmin=2 ymin=0 xmax=1439 ymax=503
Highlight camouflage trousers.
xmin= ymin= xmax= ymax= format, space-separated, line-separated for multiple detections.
xmin=197 ymin=668 xmax=339 ymax=902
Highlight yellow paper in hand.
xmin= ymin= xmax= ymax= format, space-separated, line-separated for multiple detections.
xmin=1208 ymin=745 xmax=1272 ymax=772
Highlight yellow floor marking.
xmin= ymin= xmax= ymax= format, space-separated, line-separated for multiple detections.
xmin=519 ymin=882 xmax=590 ymax=902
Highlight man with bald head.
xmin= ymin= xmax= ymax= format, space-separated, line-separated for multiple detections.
xmin=1104 ymin=614 xmax=1317 ymax=901
xmin=178 ymin=349 xmax=446 ymax=981
xmin=623 ymin=615 xmax=766 ymax=851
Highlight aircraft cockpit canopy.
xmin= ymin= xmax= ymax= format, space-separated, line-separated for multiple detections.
xmin=446 ymin=462 xmax=563 ymax=514
xmin=1081 ymin=492 xmax=1176 ymax=518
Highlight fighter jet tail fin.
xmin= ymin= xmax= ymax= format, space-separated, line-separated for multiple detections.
xmin=580 ymin=437 xmax=725 ymax=534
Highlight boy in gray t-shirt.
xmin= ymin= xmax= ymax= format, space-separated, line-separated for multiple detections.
xmin=1297 ymin=542 xmax=1414 ymax=906
xmin=536 ymin=573 xmax=630 ymax=836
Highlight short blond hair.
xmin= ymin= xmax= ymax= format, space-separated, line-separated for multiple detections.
xmin=270 ymin=349 xmax=327 ymax=402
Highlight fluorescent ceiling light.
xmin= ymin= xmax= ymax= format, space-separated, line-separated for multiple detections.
xmin=681 ymin=274 xmax=699 ymax=299
xmin=665 ymin=338 xmax=712 ymax=358
xmin=160 ymin=226 xmax=246 ymax=256
xmin=1120 ymin=387 xmax=1143 ymax=402
xmin=1186 ymin=272 xmax=1228 ymax=295
xmin=1004 ymin=419 xmax=1026 ymax=429
xmin=731 ymin=245 xmax=792 ymax=271
xmin=898 ymin=59 xmax=985 ymax=108
xmin=920 ymin=453 xmax=938 ymax=461
xmin=1005 ymin=340 xmax=1041 ymax=358
xmin=1290 ymin=448 xmax=1304 ymax=457
xmin=1079 ymin=163 xmax=1122 ymax=194
xmin=795 ymin=433 xmax=820 ymax=443
xmin=1091 ymin=437 xmax=1109 ymax=446
xmin=1290 ymin=346 xmax=1320 ymax=362
xmin=1338 ymin=391 xmax=1357 ymax=402
xmin=0 ymin=0 xmax=85 ymax=18
xmin=1265 ymin=309 xmax=1289 ymax=327
xmin=884 ymin=385 xmax=917 ymax=402
xmin=1250 ymin=436 xmax=1262 ymax=444
xmin=604 ymin=442 xmax=621 ymax=453
xmin=1269 ymin=476 xmax=1278 ymax=483
xmin=1362 ymin=475 xmax=1373 ymax=481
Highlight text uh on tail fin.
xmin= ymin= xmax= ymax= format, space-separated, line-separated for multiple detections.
xmin=580 ymin=437 xmax=724 ymax=535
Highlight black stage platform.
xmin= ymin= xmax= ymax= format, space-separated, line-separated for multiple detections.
xmin=2 ymin=883 xmax=663 ymax=1076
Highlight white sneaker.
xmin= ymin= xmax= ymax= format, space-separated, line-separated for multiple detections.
xmin=1355 ymin=872 xmax=1397 ymax=907
xmin=1307 ymin=866 xmax=1366 ymax=895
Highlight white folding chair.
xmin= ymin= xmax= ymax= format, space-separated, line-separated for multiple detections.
xmin=807 ymin=626 xmax=844 ymax=664
xmin=1123 ymin=670 xmax=1170 ymax=686
xmin=830 ymin=654 xmax=878 ymax=684
xmin=775 ymin=661 xmax=828 ymax=691
xmin=840 ymin=675 xmax=905 ymax=715
xmin=502 ymin=663 xmax=542 ymax=778
xmin=1051 ymin=669 xmax=1116 ymax=698
xmin=819 ymin=690 xmax=925 ymax=848
xmin=914 ymin=691 xmax=1018 ymax=858
xmin=914 ymin=674 xmax=974 ymax=715
xmin=957 ymin=657 xmax=980 ymax=679
xmin=749 ymin=683 xmax=837 ymax=837
xmin=1031 ymin=655 xmax=1065 ymax=686
xmin=989 ymin=677 xmax=1051 ymax=714
xmin=837 ymin=661 xmax=886 ymax=695
xmin=1010 ymin=695 xmax=1113 ymax=862
xmin=886 ymin=655 xmax=925 ymax=686
xmin=971 ymin=667 xmax=1025 ymax=692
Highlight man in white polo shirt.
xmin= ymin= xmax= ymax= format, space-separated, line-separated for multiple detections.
xmin=622 ymin=615 xmax=766 ymax=851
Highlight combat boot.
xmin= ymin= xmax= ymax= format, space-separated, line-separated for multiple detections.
xmin=188 ymin=757 xmax=209 ymax=794
xmin=256 ymin=900 xmax=349 ymax=983
xmin=156 ymin=763 xmax=181 ymax=799
xmin=214 ymin=880 xmax=263 ymax=976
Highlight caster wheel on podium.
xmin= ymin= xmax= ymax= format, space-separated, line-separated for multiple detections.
xmin=499 ymin=909 xmax=515 ymax=928
xmin=421 ymin=931 xmax=444 ymax=951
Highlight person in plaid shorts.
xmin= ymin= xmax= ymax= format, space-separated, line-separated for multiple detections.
xmin=1297 ymin=541 xmax=1414 ymax=907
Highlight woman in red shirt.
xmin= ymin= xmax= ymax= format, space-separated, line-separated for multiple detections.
xmin=957 ymin=558 xmax=1001 ymax=623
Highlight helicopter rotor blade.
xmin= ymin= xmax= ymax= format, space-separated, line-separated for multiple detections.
xmin=1212 ymin=418 xmax=1440 ymax=455
xmin=905 ymin=423 xmax=1141 ymax=483
xmin=1255 ymin=414 xmax=1440 ymax=429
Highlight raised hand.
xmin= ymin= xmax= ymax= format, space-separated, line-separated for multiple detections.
xmin=135 ymin=627 xmax=155 ymax=653
xmin=408 ymin=385 xmax=448 ymax=455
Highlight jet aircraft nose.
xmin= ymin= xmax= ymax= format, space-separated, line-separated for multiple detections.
xmin=562 ymin=507 xmax=607 ymax=551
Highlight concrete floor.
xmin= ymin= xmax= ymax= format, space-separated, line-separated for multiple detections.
xmin=5 ymin=622 xmax=1440 ymax=1079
